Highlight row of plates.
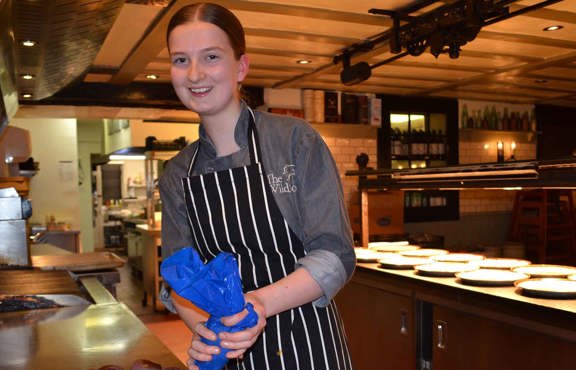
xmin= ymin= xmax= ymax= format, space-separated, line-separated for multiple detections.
xmin=354 ymin=246 xmax=576 ymax=298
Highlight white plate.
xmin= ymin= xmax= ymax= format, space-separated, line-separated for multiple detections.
xmin=354 ymin=248 xmax=397 ymax=263
xmin=415 ymin=262 xmax=478 ymax=277
xmin=431 ymin=253 xmax=485 ymax=263
xmin=515 ymin=278 xmax=576 ymax=298
xmin=368 ymin=242 xmax=420 ymax=253
xmin=400 ymin=248 xmax=449 ymax=258
xmin=512 ymin=264 xmax=576 ymax=278
xmin=476 ymin=258 xmax=531 ymax=270
xmin=377 ymin=256 xmax=431 ymax=270
xmin=368 ymin=241 xmax=409 ymax=247
xmin=456 ymin=269 xmax=529 ymax=286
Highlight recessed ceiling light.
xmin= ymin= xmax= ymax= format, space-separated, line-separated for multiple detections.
xmin=543 ymin=25 xmax=563 ymax=31
xmin=297 ymin=59 xmax=311 ymax=64
xmin=21 ymin=40 xmax=37 ymax=47
xmin=21 ymin=93 xmax=32 ymax=99
xmin=21 ymin=74 xmax=34 ymax=80
xmin=146 ymin=74 xmax=159 ymax=80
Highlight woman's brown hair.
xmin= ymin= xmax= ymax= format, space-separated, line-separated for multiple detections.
xmin=167 ymin=2 xmax=246 ymax=59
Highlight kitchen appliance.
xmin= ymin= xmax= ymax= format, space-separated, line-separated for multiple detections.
xmin=0 ymin=126 xmax=32 ymax=177
xmin=0 ymin=187 xmax=33 ymax=266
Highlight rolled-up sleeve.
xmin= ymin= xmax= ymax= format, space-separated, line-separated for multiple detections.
xmin=290 ymin=129 xmax=356 ymax=306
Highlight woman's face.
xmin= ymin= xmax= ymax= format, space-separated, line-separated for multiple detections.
xmin=169 ymin=21 xmax=248 ymax=118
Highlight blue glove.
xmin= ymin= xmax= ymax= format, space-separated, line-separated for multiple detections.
xmin=161 ymin=248 xmax=258 ymax=370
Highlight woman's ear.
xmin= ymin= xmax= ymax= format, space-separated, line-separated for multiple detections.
xmin=237 ymin=54 xmax=250 ymax=82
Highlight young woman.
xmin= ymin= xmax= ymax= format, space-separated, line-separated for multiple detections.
xmin=159 ymin=3 xmax=356 ymax=369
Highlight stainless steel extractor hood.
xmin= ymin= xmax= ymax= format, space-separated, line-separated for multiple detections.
xmin=347 ymin=158 xmax=576 ymax=190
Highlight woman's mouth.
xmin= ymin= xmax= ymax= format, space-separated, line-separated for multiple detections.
xmin=189 ymin=87 xmax=211 ymax=96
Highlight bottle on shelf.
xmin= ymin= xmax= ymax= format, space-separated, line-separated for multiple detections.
xmin=460 ymin=104 xmax=469 ymax=129
xmin=437 ymin=129 xmax=446 ymax=158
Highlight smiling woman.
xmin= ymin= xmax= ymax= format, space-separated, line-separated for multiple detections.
xmin=158 ymin=3 xmax=355 ymax=370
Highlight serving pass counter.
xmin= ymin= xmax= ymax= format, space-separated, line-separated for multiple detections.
xmin=336 ymin=263 xmax=576 ymax=370
xmin=0 ymin=270 xmax=185 ymax=370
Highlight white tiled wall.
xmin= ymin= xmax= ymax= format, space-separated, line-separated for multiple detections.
xmin=321 ymin=135 xmax=378 ymax=207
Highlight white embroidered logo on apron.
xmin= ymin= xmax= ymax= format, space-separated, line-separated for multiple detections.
xmin=267 ymin=164 xmax=297 ymax=193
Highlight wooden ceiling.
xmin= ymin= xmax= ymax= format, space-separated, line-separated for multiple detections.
xmin=11 ymin=0 xmax=576 ymax=120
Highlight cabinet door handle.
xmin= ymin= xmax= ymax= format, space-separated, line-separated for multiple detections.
xmin=436 ymin=320 xmax=447 ymax=350
xmin=400 ymin=310 xmax=408 ymax=335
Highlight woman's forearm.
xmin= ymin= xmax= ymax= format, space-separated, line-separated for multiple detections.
xmin=171 ymin=290 xmax=210 ymax=332
xmin=249 ymin=267 xmax=323 ymax=318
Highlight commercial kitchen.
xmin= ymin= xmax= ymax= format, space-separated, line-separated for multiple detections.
xmin=1 ymin=1 xmax=576 ymax=369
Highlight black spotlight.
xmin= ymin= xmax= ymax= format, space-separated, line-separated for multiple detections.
xmin=340 ymin=61 xmax=372 ymax=86
xmin=448 ymin=43 xmax=461 ymax=59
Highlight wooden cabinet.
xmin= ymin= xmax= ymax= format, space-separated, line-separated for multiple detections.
xmin=340 ymin=266 xmax=576 ymax=370
xmin=336 ymin=277 xmax=416 ymax=370
xmin=432 ymin=305 xmax=575 ymax=370
xmin=139 ymin=225 xmax=165 ymax=311
xmin=35 ymin=230 xmax=80 ymax=253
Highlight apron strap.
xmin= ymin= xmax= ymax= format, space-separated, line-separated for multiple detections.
xmin=187 ymin=106 xmax=262 ymax=176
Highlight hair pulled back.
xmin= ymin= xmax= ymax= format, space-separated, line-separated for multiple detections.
xmin=167 ymin=2 xmax=246 ymax=59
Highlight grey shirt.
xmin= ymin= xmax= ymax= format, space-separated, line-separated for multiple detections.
xmin=159 ymin=103 xmax=356 ymax=306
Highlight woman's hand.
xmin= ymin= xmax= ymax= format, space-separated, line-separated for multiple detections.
xmin=185 ymin=321 xmax=221 ymax=369
xmin=218 ymin=293 xmax=267 ymax=359
xmin=170 ymin=291 xmax=220 ymax=369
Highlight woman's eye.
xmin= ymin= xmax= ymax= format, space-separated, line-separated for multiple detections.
xmin=172 ymin=56 xmax=187 ymax=65
xmin=206 ymin=54 xmax=219 ymax=62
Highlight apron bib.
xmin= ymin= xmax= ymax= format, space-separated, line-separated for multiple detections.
xmin=181 ymin=109 xmax=352 ymax=370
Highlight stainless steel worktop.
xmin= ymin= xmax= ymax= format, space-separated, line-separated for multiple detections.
xmin=0 ymin=302 xmax=185 ymax=369
xmin=0 ymin=272 xmax=185 ymax=369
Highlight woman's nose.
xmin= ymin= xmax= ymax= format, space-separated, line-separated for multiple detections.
xmin=187 ymin=60 xmax=204 ymax=82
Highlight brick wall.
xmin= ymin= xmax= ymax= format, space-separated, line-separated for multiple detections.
xmin=314 ymin=124 xmax=378 ymax=207
xmin=459 ymin=139 xmax=536 ymax=216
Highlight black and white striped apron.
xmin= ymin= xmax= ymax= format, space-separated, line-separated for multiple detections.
xmin=181 ymin=109 xmax=353 ymax=370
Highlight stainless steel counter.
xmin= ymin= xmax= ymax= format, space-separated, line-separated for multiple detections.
xmin=0 ymin=302 xmax=185 ymax=369
xmin=0 ymin=272 xmax=185 ymax=369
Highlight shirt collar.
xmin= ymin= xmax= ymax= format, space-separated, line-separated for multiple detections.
xmin=198 ymin=101 xmax=251 ymax=157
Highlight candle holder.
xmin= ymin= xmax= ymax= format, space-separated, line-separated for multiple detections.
xmin=497 ymin=141 xmax=504 ymax=162
xmin=509 ymin=141 xmax=517 ymax=161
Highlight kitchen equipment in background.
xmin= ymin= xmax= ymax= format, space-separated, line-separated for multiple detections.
xmin=0 ymin=187 xmax=32 ymax=266
xmin=0 ymin=126 xmax=32 ymax=177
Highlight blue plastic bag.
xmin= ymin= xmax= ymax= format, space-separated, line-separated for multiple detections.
xmin=160 ymin=247 xmax=258 ymax=370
